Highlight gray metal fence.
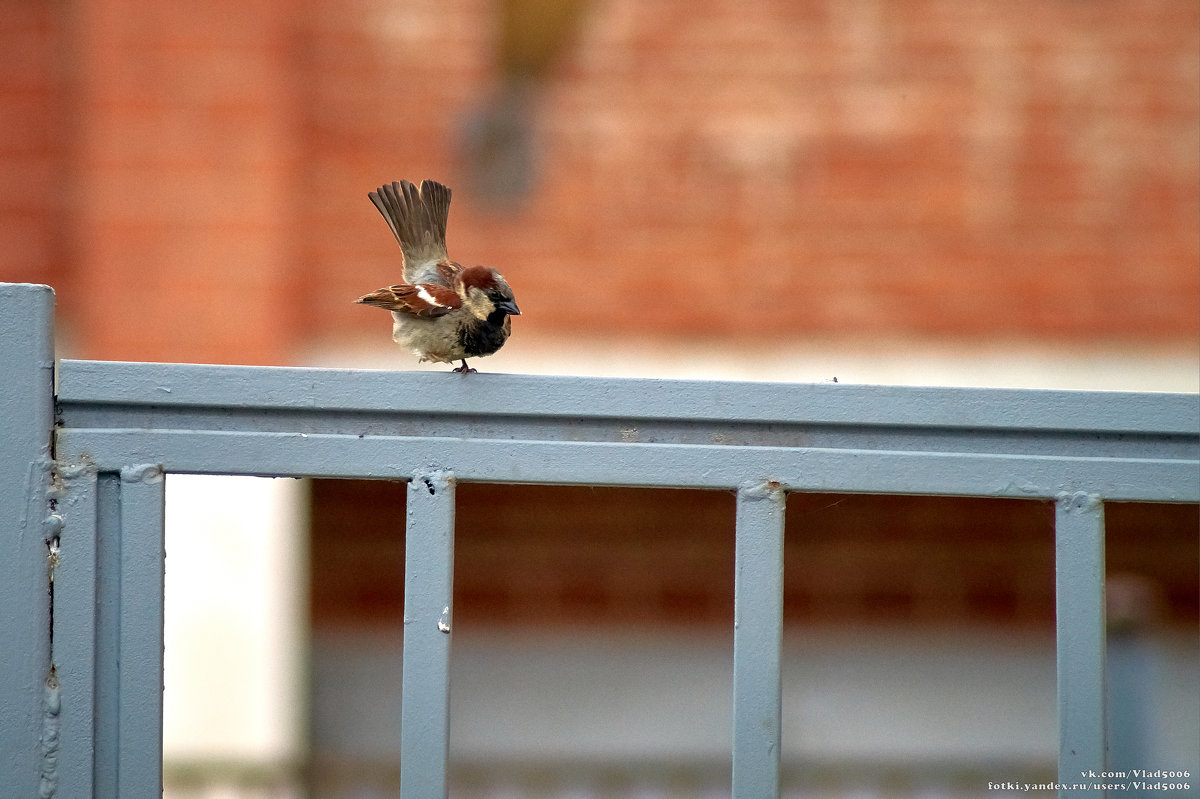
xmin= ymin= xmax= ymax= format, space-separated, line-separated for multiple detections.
xmin=3 ymin=282 xmax=1198 ymax=798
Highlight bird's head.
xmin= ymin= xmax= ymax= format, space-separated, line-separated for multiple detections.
xmin=460 ymin=266 xmax=520 ymax=322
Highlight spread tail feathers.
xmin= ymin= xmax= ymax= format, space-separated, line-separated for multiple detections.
xmin=368 ymin=180 xmax=452 ymax=283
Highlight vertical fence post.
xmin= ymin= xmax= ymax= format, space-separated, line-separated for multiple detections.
xmin=0 ymin=284 xmax=55 ymax=795
xmin=401 ymin=470 xmax=456 ymax=799
xmin=1055 ymin=492 xmax=1107 ymax=797
xmin=93 ymin=472 xmax=122 ymax=798
xmin=54 ymin=463 xmax=100 ymax=799
xmin=117 ymin=465 xmax=166 ymax=797
xmin=59 ymin=465 xmax=166 ymax=799
xmin=732 ymin=480 xmax=786 ymax=799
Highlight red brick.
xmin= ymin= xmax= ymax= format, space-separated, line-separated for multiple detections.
xmin=1 ymin=0 xmax=1197 ymax=357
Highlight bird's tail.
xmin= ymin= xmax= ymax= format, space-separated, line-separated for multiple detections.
xmin=368 ymin=180 xmax=452 ymax=283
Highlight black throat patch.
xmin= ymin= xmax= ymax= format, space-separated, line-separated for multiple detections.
xmin=458 ymin=314 xmax=511 ymax=357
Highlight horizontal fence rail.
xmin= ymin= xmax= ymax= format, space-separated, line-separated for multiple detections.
xmin=56 ymin=360 xmax=1198 ymax=498
xmin=3 ymin=283 xmax=1197 ymax=799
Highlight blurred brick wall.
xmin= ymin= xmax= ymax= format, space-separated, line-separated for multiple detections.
xmin=312 ymin=482 xmax=1200 ymax=630
xmin=310 ymin=0 xmax=1200 ymax=348
xmin=2 ymin=0 xmax=301 ymax=363
xmin=3 ymin=0 xmax=1198 ymax=363
xmin=1 ymin=2 xmax=71 ymax=288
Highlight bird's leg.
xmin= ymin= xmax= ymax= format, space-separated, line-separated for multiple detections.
xmin=452 ymin=360 xmax=477 ymax=374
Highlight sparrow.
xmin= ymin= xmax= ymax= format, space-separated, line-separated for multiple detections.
xmin=356 ymin=179 xmax=520 ymax=373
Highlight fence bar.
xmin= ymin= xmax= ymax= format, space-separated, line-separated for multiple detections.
xmin=52 ymin=429 xmax=1200 ymax=503
xmin=117 ymin=466 xmax=166 ymax=797
xmin=1055 ymin=492 xmax=1107 ymax=797
xmin=401 ymin=471 xmax=457 ymax=799
xmin=93 ymin=474 xmax=121 ymax=798
xmin=55 ymin=358 xmax=1200 ymax=436
xmin=0 ymin=284 xmax=55 ymax=795
xmin=54 ymin=465 xmax=99 ymax=799
xmin=732 ymin=481 xmax=786 ymax=798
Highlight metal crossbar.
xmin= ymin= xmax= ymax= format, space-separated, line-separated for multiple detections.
xmin=2 ymin=283 xmax=1198 ymax=798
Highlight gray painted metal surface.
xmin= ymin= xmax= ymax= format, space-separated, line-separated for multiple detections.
xmin=115 ymin=466 xmax=166 ymax=796
xmin=35 ymin=452 xmax=166 ymax=795
xmin=53 ymin=359 xmax=1199 ymax=505
xmin=52 ymin=358 xmax=1200 ymax=435
xmin=93 ymin=473 xmax=122 ymax=799
xmin=53 ymin=464 xmax=99 ymax=799
xmin=3 ymin=283 xmax=1199 ymax=798
xmin=0 ymin=284 xmax=55 ymax=797
xmin=51 ymin=428 xmax=1198 ymax=502
xmin=732 ymin=482 xmax=786 ymax=797
xmin=1055 ymin=493 xmax=1108 ymax=793
xmin=401 ymin=471 xmax=456 ymax=798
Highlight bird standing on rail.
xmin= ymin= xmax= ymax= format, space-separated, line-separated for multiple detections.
xmin=356 ymin=179 xmax=520 ymax=373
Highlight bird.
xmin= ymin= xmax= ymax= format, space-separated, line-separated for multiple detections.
xmin=356 ymin=179 xmax=520 ymax=374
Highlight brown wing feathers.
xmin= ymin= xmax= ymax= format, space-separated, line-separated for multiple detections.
xmin=355 ymin=283 xmax=461 ymax=318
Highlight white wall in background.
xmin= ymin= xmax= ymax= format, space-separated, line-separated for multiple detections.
xmin=162 ymin=475 xmax=308 ymax=763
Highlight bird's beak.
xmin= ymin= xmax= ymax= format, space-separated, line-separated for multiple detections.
xmin=497 ymin=300 xmax=521 ymax=316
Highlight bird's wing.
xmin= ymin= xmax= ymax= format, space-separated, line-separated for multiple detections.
xmin=368 ymin=180 xmax=453 ymax=285
xmin=355 ymin=283 xmax=462 ymax=318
